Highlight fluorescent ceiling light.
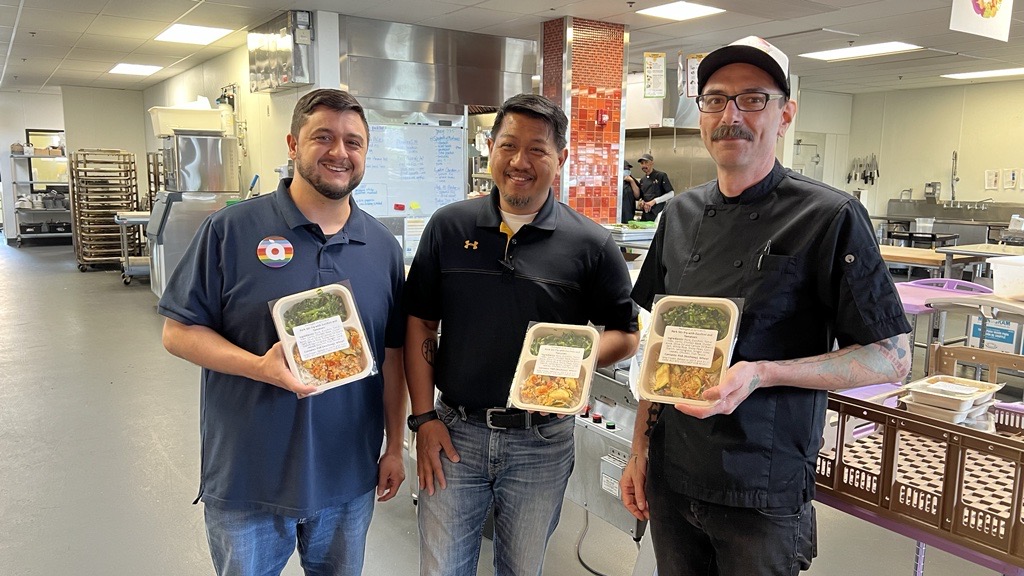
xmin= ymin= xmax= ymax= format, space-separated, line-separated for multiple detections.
xmin=799 ymin=42 xmax=921 ymax=62
xmin=942 ymin=67 xmax=1024 ymax=80
xmin=637 ymin=1 xmax=725 ymax=21
xmin=109 ymin=63 xmax=162 ymax=76
xmin=156 ymin=23 xmax=233 ymax=45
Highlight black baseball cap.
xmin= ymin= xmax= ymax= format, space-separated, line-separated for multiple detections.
xmin=697 ymin=36 xmax=790 ymax=97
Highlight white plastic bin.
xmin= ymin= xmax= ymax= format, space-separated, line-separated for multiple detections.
xmin=914 ymin=217 xmax=935 ymax=233
xmin=989 ymin=255 xmax=1024 ymax=296
xmin=148 ymin=106 xmax=222 ymax=137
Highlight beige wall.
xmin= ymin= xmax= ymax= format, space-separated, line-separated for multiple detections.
xmin=848 ymin=80 xmax=1024 ymax=216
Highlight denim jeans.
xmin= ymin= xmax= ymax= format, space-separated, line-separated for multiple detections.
xmin=646 ymin=474 xmax=816 ymax=576
xmin=417 ymin=402 xmax=576 ymax=576
xmin=204 ymin=489 xmax=375 ymax=576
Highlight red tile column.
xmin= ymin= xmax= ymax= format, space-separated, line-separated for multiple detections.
xmin=541 ymin=17 xmax=626 ymax=224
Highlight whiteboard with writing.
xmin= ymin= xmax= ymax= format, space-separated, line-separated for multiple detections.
xmin=353 ymin=124 xmax=467 ymax=218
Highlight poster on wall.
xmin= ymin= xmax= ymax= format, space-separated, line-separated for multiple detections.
xmin=1003 ymin=168 xmax=1018 ymax=189
xmin=985 ymin=169 xmax=1000 ymax=190
xmin=681 ymin=52 xmax=708 ymax=98
xmin=644 ymin=52 xmax=667 ymax=98
xmin=950 ymin=0 xmax=1014 ymax=42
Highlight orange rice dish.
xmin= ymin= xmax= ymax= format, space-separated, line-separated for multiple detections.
xmin=292 ymin=327 xmax=366 ymax=385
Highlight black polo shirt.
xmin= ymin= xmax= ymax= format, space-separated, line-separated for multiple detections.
xmin=633 ymin=161 xmax=910 ymax=508
xmin=405 ymin=189 xmax=638 ymax=410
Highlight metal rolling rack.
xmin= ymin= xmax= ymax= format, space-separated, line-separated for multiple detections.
xmin=70 ymin=149 xmax=139 ymax=272
xmin=144 ymin=151 xmax=163 ymax=211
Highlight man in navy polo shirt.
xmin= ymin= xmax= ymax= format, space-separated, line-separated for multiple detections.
xmin=404 ymin=93 xmax=640 ymax=576
xmin=159 ymin=89 xmax=407 ymax=576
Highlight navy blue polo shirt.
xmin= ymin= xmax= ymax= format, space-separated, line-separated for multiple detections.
xmin=404 ymin=189 xmax=638 ymax=410
xmin=158 ymin=178 xmax=405 ymax=517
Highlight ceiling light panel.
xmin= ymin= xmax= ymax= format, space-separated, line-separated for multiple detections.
xmin=637 ymin=2 xmax=725 ymax=21
xmin=799 ymin=41 xmax=922 ymax=61
xmin=942 ymin=68 xmax=1024 ymax=80
xmin=156 ymin=23 xmax=233 ymax=45
xmin=109 ymin=63 xmax=163 ymax=75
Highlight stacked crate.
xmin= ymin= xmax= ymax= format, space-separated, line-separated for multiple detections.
xmin=70 ymin=149 xmax=138 ymax=271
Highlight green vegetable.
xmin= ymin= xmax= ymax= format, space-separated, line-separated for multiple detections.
xmin=283 ymin=289 xmax=348 ymax=335
xmin=530 ymin=331 xmax=593 ymax=359
xmin=627 ymin=220 xmax=657 ymax=229
xmin=660 ymin=303 xmax=729 ymax=339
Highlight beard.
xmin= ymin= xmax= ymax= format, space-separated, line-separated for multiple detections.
xmin=711 ymin=125 xmax=754 ymax=141
xmin=294 ymin=152 xmax=364 ymax=201
xmin=500 ymin=189 xmax=534 ymax=209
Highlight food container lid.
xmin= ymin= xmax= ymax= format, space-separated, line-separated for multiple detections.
xmin=905 ymin=375 xmax=1003 ymax=411
xmin=638 ymin=296 xmax=740 ymax=406
xmin=270 ymin=283 xmax=374 ymax=395
xmin=508 ymin=323 xmax=601 ymax=414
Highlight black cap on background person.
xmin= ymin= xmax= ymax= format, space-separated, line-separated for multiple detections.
xmin=638 ymin=153 xmax=654 ymax=164
xmin=696 ymin=35 xmax=790 ymax=97
xmin=624 ymin=160 xmax=632 ymax=170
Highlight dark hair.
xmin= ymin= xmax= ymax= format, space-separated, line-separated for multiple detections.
xmin=492 ymin=94 xmax=567 ymax=151
xmin=290 ymin=89 xmax=369 ymax=139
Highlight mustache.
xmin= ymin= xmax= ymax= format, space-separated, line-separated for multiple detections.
xmin=711 ymin=125 xmax=754 ymax=141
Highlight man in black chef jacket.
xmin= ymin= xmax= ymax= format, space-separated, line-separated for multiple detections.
xmin=620 ymin=36 xmax=912 ymax=576
xmin=622 ymin=160 xmax=640 ymax=223
xmin=635 ymin=153 xmax=674 ymax=221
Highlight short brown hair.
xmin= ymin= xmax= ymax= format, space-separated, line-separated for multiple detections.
xmin=290 ymin=89 xmax=369 ymax=139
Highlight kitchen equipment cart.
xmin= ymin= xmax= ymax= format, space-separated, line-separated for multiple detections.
xmin=818 ymin=345 xmax=1024 ymax=575
xmin=113 ymin=211 xmax=151 ymax=285
xmin=70 ymin=149 xmax=139 ymax=272
xmin=7 ymin=153 xmax=71 ymax=246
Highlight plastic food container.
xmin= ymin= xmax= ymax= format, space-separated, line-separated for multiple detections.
xmin=270 ymin=284 xmax=373 ymax=395
xmin=638 ymin=296 xmax=739 ymax=405
xmin=900 ymin=396 xmax=997 ymax=424
xmin=988 ymin=255 xmax=1024 ymax=296
xmin=904 ymin=376 xmax=1003 ymax=411
xmin=508 ymin=323 xmax=600 ymax=414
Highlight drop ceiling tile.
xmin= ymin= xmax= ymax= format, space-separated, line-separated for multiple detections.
xmin=17 ymin=8 xmax=96 ymax=33
xmin=66 ymin=47 xmax=128 ymax=64
xmin=48 ymin=69 xmax=103 ymax=82
xmin=9 ymin=43 xmax=68 ymax=59
xmin=24 ymin=0 xmax=109 ymax=13
xmin=75 ymin=33 xmax=146 ymax=52
xmin=352 ymin=0 xmax=461 ymax=24
xmin=417 ymin=6 xmax=522 ymax=32
xmin=61 ymin=59 xmax=119 ymax=72
xmin=100 ymin=0 xmax=198 ymax=21
xmin=179 ymin=3 xmax=277 ymax=29
xmin=211 ymin=29 xmax=248 ymax=48
xmin=85 ymin=15 xmax=167 ymax=40
xmin=16 ymin=29 xmax=82 ymax=48
xmin=475 ymin=0 xmax=576 ymax=16
xmin=474 ymin=15 xmax=544 ymax=40
xmin=132 ymin=39 xmax=203 ymax=58
xmin=0 ymin=5 xmax=17 ymax=27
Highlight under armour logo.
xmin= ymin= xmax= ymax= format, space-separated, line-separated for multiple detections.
xmin=464 ymin=240 xmax=478 ymax=250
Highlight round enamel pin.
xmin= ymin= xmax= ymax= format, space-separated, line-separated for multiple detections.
xmin=258 ymin=236 xmax=294 ymax=268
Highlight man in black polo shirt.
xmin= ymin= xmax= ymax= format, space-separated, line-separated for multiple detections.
xmin=619 ymin=36 xmax=911 ymax=575
xmin=635 ymin=153 xmax=674 ymax=221
xmin=404 ymin=93 xmax=639 ymax=576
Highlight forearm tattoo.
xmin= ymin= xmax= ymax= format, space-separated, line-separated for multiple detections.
xmin=644 ymin=403 xmax=663 ymax=438
xmin=421 ymin=337 xmax=437 ymax=367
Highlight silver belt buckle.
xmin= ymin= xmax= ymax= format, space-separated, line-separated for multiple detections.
xmin=485 ymin=408 xmax=510 ymax=430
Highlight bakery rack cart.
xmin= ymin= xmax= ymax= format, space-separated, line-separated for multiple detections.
xmin=70 ymin=149 xmax=139 ymax=272
xmin=113 ymin=211 xmax=151 ymax=285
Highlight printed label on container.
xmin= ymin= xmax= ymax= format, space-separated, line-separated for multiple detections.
xmin=924 ymin=381 xmax=980 ymax=396
xmin=659 ymin=326 xmax=716 ymax=368
xmin=293 ymin=316 xmax=350 ymax=361
xmin=534 ymin=344 xmax=586 ymax=378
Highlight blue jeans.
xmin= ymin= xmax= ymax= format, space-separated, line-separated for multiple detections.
xmin=646 ymin=473 xmax=816 ymax=576
xmin=204 ymin=489 xmax=375 ymax=576
xmin=417 ymin=402 xmax=576 ymax=576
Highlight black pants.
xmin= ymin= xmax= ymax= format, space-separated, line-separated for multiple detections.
xmin=646 ymin=473 xmax=817 ymax=575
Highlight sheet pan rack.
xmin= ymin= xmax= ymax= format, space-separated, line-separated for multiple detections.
xmin=70 ymin=149 xmax=139 ymax=272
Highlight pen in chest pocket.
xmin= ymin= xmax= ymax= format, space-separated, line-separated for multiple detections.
xmin=757 ymin=239 xmax=772 ymax=271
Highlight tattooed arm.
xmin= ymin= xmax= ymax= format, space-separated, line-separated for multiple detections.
xmin=675 ymin=333 xmax=912 ymax=419
xmin=405 ymin=315 xmax=459 ymax=495
xmin=620 ymin=399 xmax=664 ymax=520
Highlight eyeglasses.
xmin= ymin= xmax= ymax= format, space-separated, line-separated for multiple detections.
xmin=695 ymin=92 xmax=786 ymax=113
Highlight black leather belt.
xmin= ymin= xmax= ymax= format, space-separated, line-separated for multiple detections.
xmin=443 ymin=399 xmax=557 ymax=430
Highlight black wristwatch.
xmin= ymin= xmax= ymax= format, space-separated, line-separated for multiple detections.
xmin=407 ymin=410 xmax=439 ymax=431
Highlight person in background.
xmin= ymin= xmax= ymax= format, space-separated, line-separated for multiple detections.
xmin=159 ymin=88 xmax=407 ymax=576
xmin=619 ymin=36 xmax=911 ymax=575
xmin=635 ymin=153 xmax=674 ymax=221
xmin=622 ymin=159 xmax=641 ymax=223
xmin=404 ymin=93 xmax=639 ymax=576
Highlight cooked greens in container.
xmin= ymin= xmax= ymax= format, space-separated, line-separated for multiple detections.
xmin=639 ymin=296 xmax=739 ymax=406
xmin=509 ymin=323 xmax=601 ymax=414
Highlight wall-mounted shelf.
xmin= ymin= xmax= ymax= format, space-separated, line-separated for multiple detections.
xmin=8 ymin=154 xmax=72 ymax=247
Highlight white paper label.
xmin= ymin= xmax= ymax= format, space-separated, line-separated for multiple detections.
xmin=658 ymin=326 xmax=716 ymax=368
xmin=925 ymin=381 xmax=980 ymax=396
xmin=533 ymin=344 xmax=585 ymax=378
xmin=293 ymin=316 xmax=350 ymax=361
xmin=601 ymin=473 xmax=621 ymax=497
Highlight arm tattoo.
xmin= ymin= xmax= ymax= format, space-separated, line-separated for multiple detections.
xmin=747 ymin=374 xmax=762 ymax=395
xmin=421 ymin=338 xmax=437 ymax=367
xmin=644 ymin=403 xmax=663 ymax=438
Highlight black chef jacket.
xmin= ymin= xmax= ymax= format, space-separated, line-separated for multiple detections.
xmin=638 ymin=169 xmax=674 ymax=221
xmin=632 ymin=161 xmax=910 ymax=508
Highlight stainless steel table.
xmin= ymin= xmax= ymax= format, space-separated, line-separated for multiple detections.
xmin=935 ymin=243 xmax=1024 ymax=279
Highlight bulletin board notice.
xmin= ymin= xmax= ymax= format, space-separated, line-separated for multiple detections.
xmin=353 ymin=123 xmax=467 ymax=218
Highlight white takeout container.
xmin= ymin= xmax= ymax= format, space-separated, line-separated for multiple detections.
xmin=904 ymin=376 xmax=1003 ymax=412
xmin=270 ymin=284 xmax=373 ymax=395
xmin=900 ymin=396 xmax=996 ymax=424
xmin=508 ymin=323 xmax=601 ymax=414
xmin=637 ymin=296 xmax=739 ymax=406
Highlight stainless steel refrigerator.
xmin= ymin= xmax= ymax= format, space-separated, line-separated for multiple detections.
xmin=148 ymin=133 xmax=240 ymax=298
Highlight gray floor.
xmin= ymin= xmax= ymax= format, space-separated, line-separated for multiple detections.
xmin=0 ymin=238 xmax=1003 ymax=575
